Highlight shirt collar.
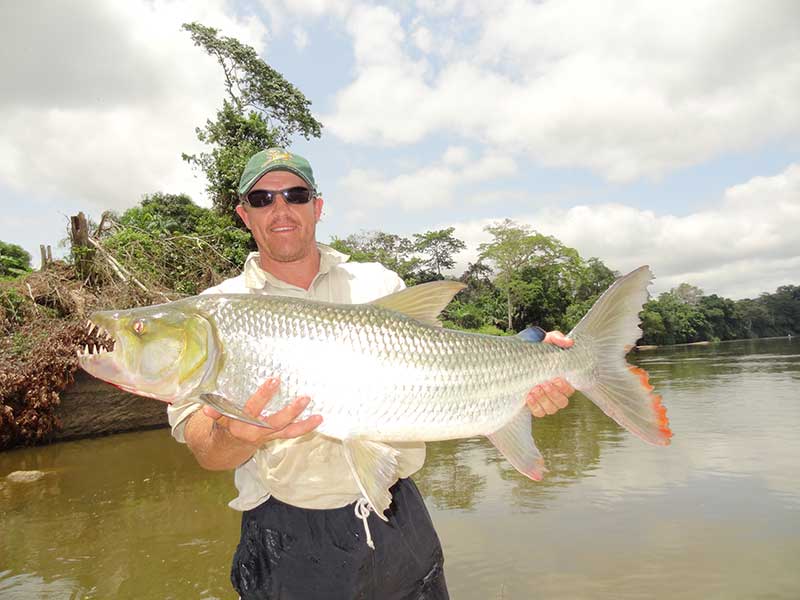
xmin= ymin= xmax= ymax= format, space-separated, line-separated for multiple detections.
xmin=242 ymin=243 xmax=349 ymax=290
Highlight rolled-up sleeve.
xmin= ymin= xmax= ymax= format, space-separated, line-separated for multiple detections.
xmin=167 ymin=401 xmax=202 ymax=443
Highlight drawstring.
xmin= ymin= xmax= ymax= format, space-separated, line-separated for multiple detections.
xmin=354 ymin=498 xmax=375 ymax=550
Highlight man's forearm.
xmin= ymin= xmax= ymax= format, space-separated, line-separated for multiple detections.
xmin=183 ymin=409 xmax=260 ymax=471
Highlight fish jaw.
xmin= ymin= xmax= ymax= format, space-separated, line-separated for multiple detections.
xmin=78 ymin=343 xmax=130 ymax=389
xmin=77 ymin=305 xmax=219 ymax=404
xmin=78 ymin=311 xmax=138 ymax=391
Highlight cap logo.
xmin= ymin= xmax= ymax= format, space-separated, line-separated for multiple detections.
xmin=264 ymin=149 xmax=292 ymax=165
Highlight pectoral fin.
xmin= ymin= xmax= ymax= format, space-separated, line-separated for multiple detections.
xmin=487 ymin=408 xmax=546 ymax=480
xmin=198 ymin=393 xmax=275 ymax=429
xmin=341 ymin=439 xmax=400 ymax=520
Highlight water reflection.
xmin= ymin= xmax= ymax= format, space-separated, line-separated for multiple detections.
xmin=1 ymin=338 xmax=799 ymax=599
xmin=413 ymin=438 xmax=487 ymax=510
xmin=0 ymin=430 xmax=241 ymax=599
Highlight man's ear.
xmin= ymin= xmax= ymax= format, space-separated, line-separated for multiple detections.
xmin=235 ymin=204 xmax=251 ymax=229
xmin=314 ymin=196 xmax=324 ymax=222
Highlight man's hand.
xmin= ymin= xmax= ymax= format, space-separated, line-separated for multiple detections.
xmin=526 ymin=331 xmax=576 ymax=418
xmin=185 ymin=377 xmax=322 ymax=471
xmin=204 ymin=378 xmax=322 ymax=447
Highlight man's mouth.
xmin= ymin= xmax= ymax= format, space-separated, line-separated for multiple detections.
xmin=270 ymin=224 xmax=298 ymax=233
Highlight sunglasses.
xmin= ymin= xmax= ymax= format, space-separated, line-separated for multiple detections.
xmin=244 ymin=187 xmax=314 ymax=207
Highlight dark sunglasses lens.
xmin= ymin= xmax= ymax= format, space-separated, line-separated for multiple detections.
xmin=283 ymin=187 xmax=312 ymax=203
xmin=246 ymin=190 xmax=274 ymax=207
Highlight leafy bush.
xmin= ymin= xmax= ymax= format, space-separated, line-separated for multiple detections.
xmin=0 ymin=241 xmax=32 ymax=278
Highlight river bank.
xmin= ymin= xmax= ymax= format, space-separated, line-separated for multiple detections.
xmin=52 ymin=371 xmax=167 ymax=442
xmin=635 ymin=334 xmax=794 ymax=351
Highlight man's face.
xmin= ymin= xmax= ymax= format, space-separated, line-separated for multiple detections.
xmin=236 ymin=170 xmax=323 ymax=264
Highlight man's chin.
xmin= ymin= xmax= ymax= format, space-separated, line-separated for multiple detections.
xmin=262 ymin=241 xmax=316 ymax=264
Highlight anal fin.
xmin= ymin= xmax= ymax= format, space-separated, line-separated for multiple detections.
xmin=341 ymin=439 xmax=400 ymax=520
xmin=487 ymin=408 xmax=546 ymax=481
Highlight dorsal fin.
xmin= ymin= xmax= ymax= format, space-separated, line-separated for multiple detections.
xmin=369 ymin=280 xmax=466 ymax=327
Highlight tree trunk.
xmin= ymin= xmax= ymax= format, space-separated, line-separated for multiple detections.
xmin=70 ymin=212 xmax=93 ymax=279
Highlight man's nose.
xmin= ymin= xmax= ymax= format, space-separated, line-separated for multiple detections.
xmin=270 ymin=193 xmax=292 ymax=211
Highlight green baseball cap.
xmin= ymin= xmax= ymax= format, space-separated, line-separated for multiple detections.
xmin=237 ymin=147 xmax=317 ymax=198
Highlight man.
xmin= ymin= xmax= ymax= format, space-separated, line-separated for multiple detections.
xmin=168 ymin=148 xmax=575 ymax=599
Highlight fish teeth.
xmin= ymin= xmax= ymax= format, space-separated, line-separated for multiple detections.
xmin=83 ymin=344 xmax=89 ymax=355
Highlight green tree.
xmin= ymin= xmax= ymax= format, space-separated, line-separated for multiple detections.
xmin=444 ymin=261 xmax=506 ymax=331
xmin=181 ymin=22 xmax=322 ymax=215
xmin=119 ymin=192 xmax=205 ymax=234
xmin=329 ymin=230 xmax=421 ymax=285
xmin=672 ymin=282 xmax=703 ymax=306
xmin=479 ymin=220 xmax=588 ymax=331
xmin=413 ymin=227 xmax=466 ymax=277
xmin=478 ymin=220 xmax=543 ymax=330
xmin=733 ymin=298 xmax=773 ymax=338
xmin=559 ymin=258 xmax=619 ymax=331
xmin=576 ymin=257 xmax=618 ymax=301
xmin=760 ymin=284 xmax=800 ymax=336
xmin=698 ymin=294 xmax=738 ymax=341
xmin=0 ymin=241 xmax=32 ymax=278
xmin=640 ymin=307 xmax=666 ymax=343
xmin=640 ymin=291 xmax=709 ymax=345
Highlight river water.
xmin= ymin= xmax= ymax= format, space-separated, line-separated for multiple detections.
xmin=1 ymin=338 xmax=798 ymax=599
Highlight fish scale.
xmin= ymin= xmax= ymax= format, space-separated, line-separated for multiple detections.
xmin=192 ymin=294 xmax=571 ymax=441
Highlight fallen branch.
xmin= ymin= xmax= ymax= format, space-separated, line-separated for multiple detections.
xmin=86 ymin=237 xmax=171 ymax=301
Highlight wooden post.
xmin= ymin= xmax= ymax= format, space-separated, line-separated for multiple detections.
xmin=40 ymin=244 xmax=47 ymax=268
xmin=70 ymin=212 xmax=93 ymax=278
xmin=46 ymin=245 xmax=52 ymax=263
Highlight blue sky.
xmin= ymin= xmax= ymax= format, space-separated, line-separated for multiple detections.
xmin=1 ymin=0 xmax=798 ymax=299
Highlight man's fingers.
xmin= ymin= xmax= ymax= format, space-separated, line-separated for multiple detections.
xmin=543 ymin=331 xmax=574 ymax=348
xmin=243 ymin=378 xmax=281 ymax=417
xmin=202 ymin=405 xmax=223 ymax=420
xmin=270 ymin=414 xmax=323 ymax=440
xmin=528 ymin=397 xmax=546 ymax=418
xmin=527 ymin=381 xmax=570 ymax=417
xmin=552 ymin=377 xmax=575 ymax=397
xmin=262 ymin=396 xmax=312 ymax=431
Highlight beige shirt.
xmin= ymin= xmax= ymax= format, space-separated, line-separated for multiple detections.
xmin=167 ymin=244 xmax=426 ymax=511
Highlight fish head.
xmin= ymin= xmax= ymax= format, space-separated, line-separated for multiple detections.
xmin=78 ymin=303 xmax=218 ymax=403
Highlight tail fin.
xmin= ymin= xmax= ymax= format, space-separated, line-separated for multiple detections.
xmin=569 ymin=266 xmax=672 ymax=446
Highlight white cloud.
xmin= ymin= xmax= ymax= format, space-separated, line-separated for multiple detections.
xmin=293 ymin=27 xmax=309 ymax=50
xmin=412 ymin=24 xmax=433 ymax=53
xmin=257 ymin=0 xmax=354 ymax=30
xmin=338 ymin=147 xmax=516 ymax=211
xmin=443 ymin=146 xmax=470 ymax=165
xmin=447 ymin=163 xmax=800 ymax=299
xmin=324 ymin=1 xmax=800 ymax=181
xmin=0 ymin=0 xmax=267 ymax=209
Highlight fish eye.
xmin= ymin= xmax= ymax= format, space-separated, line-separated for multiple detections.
xmin=133 ymin=319 xmax=146 ymax=335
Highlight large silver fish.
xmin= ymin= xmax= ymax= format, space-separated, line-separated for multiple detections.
xmin=78 ymin=266 xmax=671 ymax=516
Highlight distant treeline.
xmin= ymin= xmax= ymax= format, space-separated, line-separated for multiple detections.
xmin=330 ymin=224 xmax=799 ymax=344
xmin=3 ymin=194 xmax=797 ymax=345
